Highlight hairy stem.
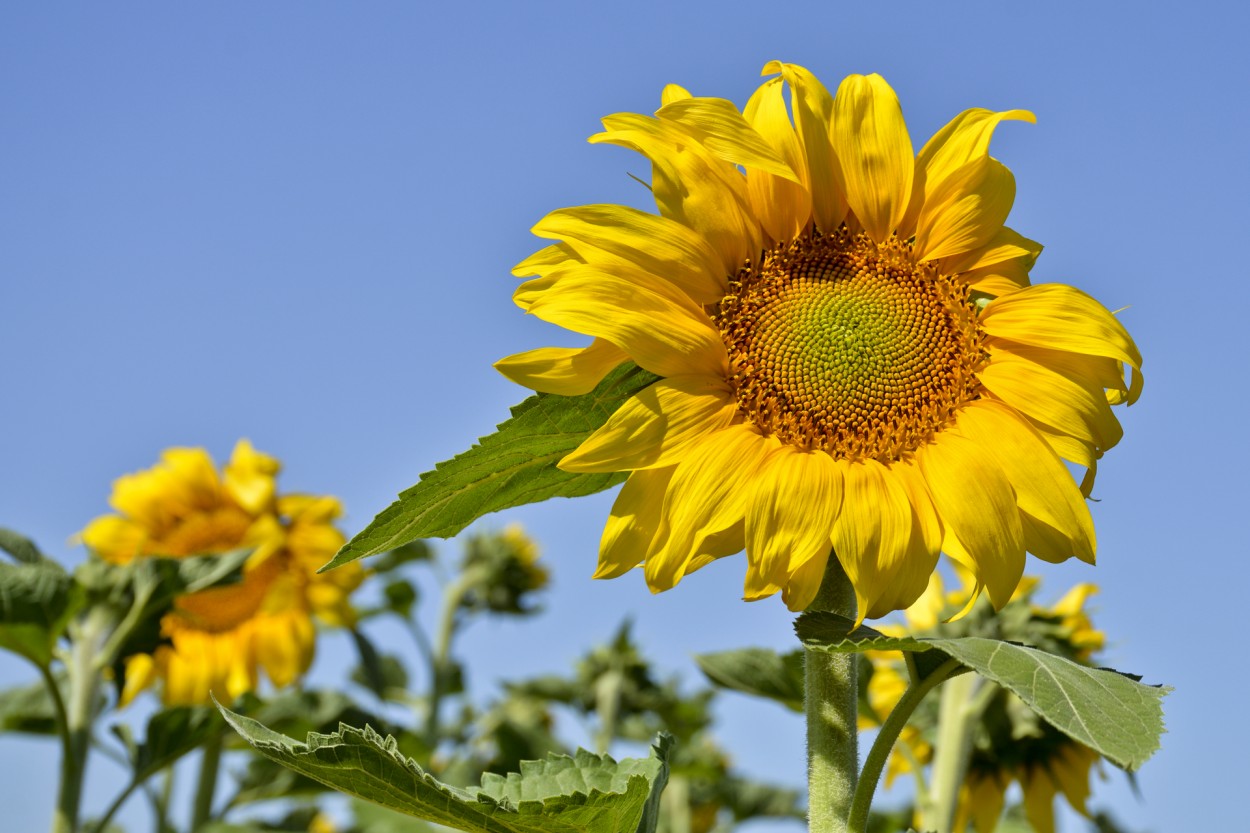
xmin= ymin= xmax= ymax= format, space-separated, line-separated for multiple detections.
xmin=804 ymin=557 xmax=858 ymax=833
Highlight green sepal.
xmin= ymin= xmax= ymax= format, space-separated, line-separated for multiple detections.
xmin=325 ymin=363 xmax=659 ymax=571
xmin=216 ymin=699 xmax=674 ymax=833
xmin=795 ymin=611 xmax=1168 ymax=770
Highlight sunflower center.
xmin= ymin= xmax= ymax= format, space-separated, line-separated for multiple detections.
xmin=715 ymin=229 xmax=986 ymax=461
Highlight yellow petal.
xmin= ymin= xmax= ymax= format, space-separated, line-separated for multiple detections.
xmin=592 ymin=113 xmax=760 ymax=272
xmin=1022 ymin=767 xmax=1058 ymax=833
xmin=980 ymin=346 xmax=1124 ymax=453
xmin=830 ymin=459 xmax=932 ymax=622
xmin=955 ymin=400 xmax=1095 ymax=564
xmin=762 ymin=61 xmax=847 ymax=231
xmin=743 ymin=77 xmax=813 ymax=242
xmin=994 ymin=342 xmax=1132 ymax=411
xmin=965 ymin=771 xmax=1008 ymax=833
xmin=831 ymin=74 xmax=914 ymax=244
xmin=661 ymin=83 xmax=691 ymax=106
xmin=559 ymin=376 xmax=737 ymax=472
xmin=513 ymin=242 xmax=583 ymax=278
xmin=942 ymin=225 xmax=1042 ymax=276
xmin=780 ymin=547 xmax=831 ymax=611
xmin=914 ymin=156 xmax=1015 ymax=262
xmin=224 ymin=439 xmax=280 ymax=515
xmin=904 ymin=107 xmax=1034 ymax=234
xmin=532 ymin=204 xmax=728 ymax=304
xmin=645 ymin=426 xmax=776 ymax=591
xmin=657 ymin=96 xmax=801 ymax=182
xmin=526 ymin=264 xmax=728 ymax=380
xmin=494 ymin=338 xmax=628 ymax=395
xmin=919 ymin=431 xmax=1024 ymax=609
xmin=596 ymin=467 xmax=677 ymax=579
xmin=981 ymin=284 xmax=1143 ymax=404
xmin=744 ymin=447 xmax=841 ymax=599
xmin=119 ymin=653 xmax=157 ymax=708
xmin=79 ymin=515 xmax=147 ymax=564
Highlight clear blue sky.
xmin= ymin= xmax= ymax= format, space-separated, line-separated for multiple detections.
xmin=2 ymin=2 xmax=1245 ymax=831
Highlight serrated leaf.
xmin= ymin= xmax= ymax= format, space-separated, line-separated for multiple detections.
xmin=0 ymin=528 xmax=47 ymax=565
xmin=694 ymin=648 xmax=805 ymax=712
xmin=796 ymin=612 xmax=1169 ymax=770
xmin=217 ymin=700 xmax=672 ymax=833
xmin=0 ymin=560 xmax=78 ymax=666
xmin=326 ymin=363 xmax=659 ymax=570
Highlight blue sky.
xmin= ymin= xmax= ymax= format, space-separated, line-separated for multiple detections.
xmin=2 ymin=2 xmax=1246 ymax=830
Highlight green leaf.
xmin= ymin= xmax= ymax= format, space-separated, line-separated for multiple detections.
xmin=326 ymin=363 xmax=659 ymax=570
xmin=796 ymin=612 xmax=1169 ymax=770
xmin=130 ymin=706 xmax=222 ymax=780
xmin=0 ymin=678 xmax=61 ymax=734
xmin=0 ymin=560 xmax=78 ymax=666
xmin=217 ymin=700 xmax=673 ymax=833
xmin=0 ymin=528 xmax=47 ymax=565
xmin=693 ymin=648 xmax=805 ymax=712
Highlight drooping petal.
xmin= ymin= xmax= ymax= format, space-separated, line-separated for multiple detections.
xmin=780 ymin=546 xmax=831 ymax=612
xmin=981 ymin=284 xmax=1143 ymax=404
xmin=532 ymin=204 xmax=728 ymax=304
xmin=919 ymin=431 xmax=1025 ymax=609
xmin=494 ymin=338 xmax=628 ymax=395
xmin=831 ymin=74 xmax=914 ymax=243
xmin=560 ymin=376 xmax=738 ymax=472
xmin=743 ymin=77 xmax=813 ymax=241
xmin=993 ymin=342 xmax=1133 ymax=408
xmin=595 ymin=467 xmax=676 ymax=579
xmin=914 ymin=156 xmax=1016 ymax=262
xmin=744 ymin=446 xmax=841 ymax=599
xmin=525 ymin=263 xmax=728 ymax=380
xmin=645 ymin=425 xmax=777 ymax=592
xmin=592 ymin=113 xmax=760 ymax=272
xmin=955 ymin=400 xmax=1095 ymax=564
xmin=1022 ymin=767 xmax=1059 ymax=833
xmin=762 ymin=61 xmax=848 ymax=231
xmin=980 ymin=347 xmax=1124 ymax=454
xmin=830 ymin=459 xmax=928 ymax=622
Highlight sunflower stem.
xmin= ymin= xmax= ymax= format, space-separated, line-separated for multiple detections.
xmin=803 ymin=557 xmax=858 ymax=833
xmin=923 ymin=671 xmax=981 ymax=833
xmin=52 ymin=606 xmax=112 ymax=833
xmin=190 ymin=732 xmax=223 ymax=831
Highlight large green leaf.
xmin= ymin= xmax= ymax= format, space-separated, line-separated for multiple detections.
xmin=0 ymin=560 xmax=78 ymax=666
xmin=694 ymin=648 xmax=805 ymax=713
xmin=217 ymin=701 xmax=672 ymax=833
xmin=0 ymin=528 xmax=47 ymax=565
xmin=796 ymin=612 xmax=1169 ymax=770
xmin=325 ymin=363 xmax=658 ymax=570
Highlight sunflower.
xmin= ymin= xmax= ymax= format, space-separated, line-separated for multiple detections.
xmin=497 ymin=62 xmax=1141 ymax=618
xmin=80 ymin=440 xmax=363 ymax=706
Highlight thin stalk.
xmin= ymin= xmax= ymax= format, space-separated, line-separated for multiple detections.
xmin=53 ymin=606 xmax=112 ymax=833
xmin=36 ymin=662 xmax=74 ymax=789
xmin=91 ymin=779 xmax=142 ymax=833
xmin=803 ymin=556 xmax=858 ymax=833
xmin=425 ymin=566 xmax=488 ymax=747
xmin=923 ymin=671 xmax=981 ymax=833
xmin=847 ymin=659 xmax=966 ymax=833
xmin=190 ymin=732 xmax=223 ymax=831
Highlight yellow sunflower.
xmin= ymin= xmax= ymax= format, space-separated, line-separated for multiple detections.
xmin=497 ymin=62 xmax=1141 ymax=619
xmin=80 ymin=440 xmax=363 ymax=706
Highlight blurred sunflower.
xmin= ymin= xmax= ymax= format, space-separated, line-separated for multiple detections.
xmin=862 ymin=576 xmax=1108 ymax=833
xmin=497 ymin=62 xmax=1141 ymax=618
xmin=80 ymin=440 xmax=363 ymax=705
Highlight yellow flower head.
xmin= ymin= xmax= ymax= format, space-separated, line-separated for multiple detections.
xmin=81 ymin=440 xmax=363 ymax=706
xmin=498 ymin=63 xmax=1141 ymax=619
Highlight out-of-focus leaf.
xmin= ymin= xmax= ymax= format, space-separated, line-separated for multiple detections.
xmin=694 ymin=648 xmax=805 ymax=712
xmin=0 ymin=528 xmax=47 ymax=564
xmin=0 ymin=560 xmax=77 ymax=666
xmin=0 ymin=678 xmax=60 ymax=734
